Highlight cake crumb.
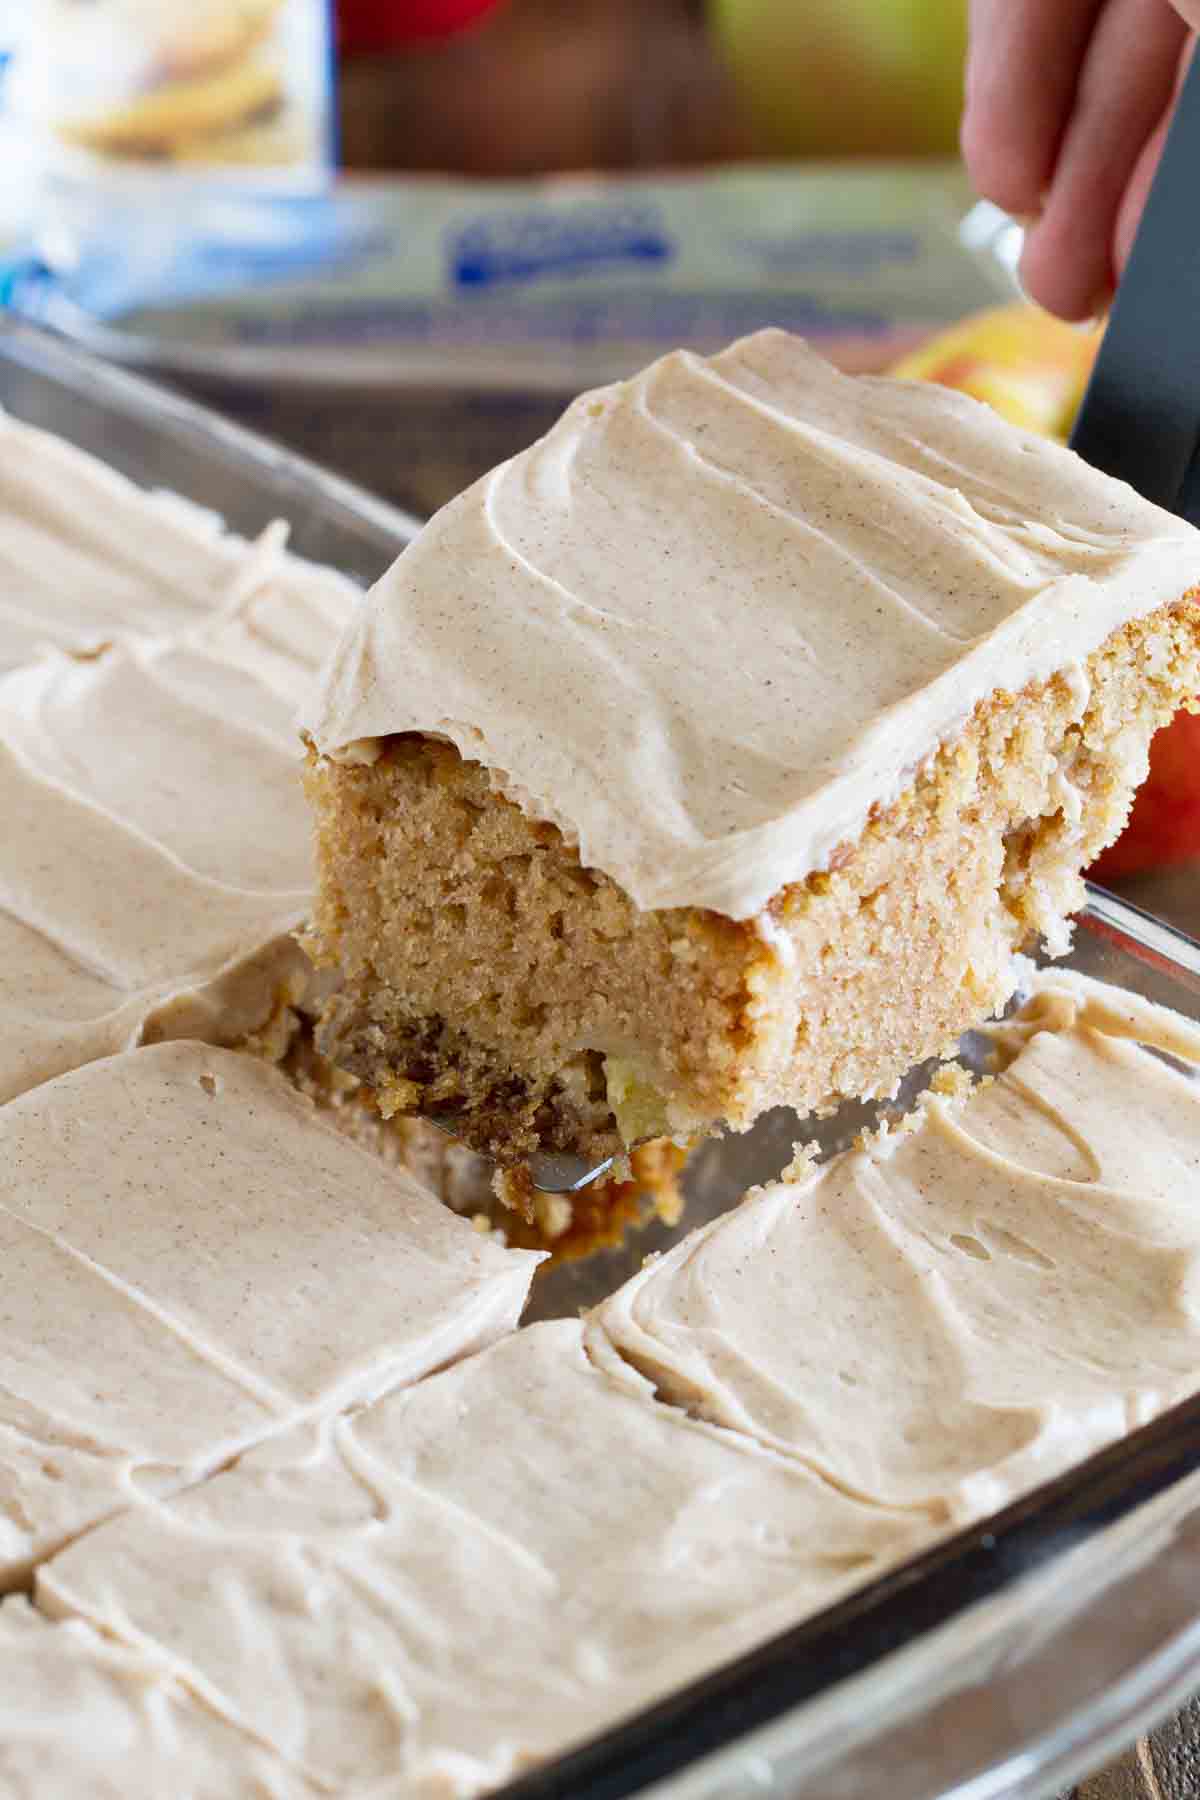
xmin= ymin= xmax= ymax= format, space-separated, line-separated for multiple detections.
xmin=782 ymin=1140 xmax=821 ymax=1183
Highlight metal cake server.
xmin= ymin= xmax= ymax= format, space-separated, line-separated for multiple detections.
xmin=426 ymin=1111 xmax=615 ymax=1197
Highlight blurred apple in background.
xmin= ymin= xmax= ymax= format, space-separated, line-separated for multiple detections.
xmin=889 ymin=305 xmax=1101 ymax=439
xmin=710 ymin=0 xmax=967 ymax=157
xmin=338 ymin=0 xmax=507 ymax=53
xmin=891 ymin=303 xmax=1200 ymax=883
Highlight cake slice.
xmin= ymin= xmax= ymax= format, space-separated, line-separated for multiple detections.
xmin=302 ymin=330 xmax=1200 ymax=1167
xmin=0 ymin=1596 xmax=314 ymax=1799
xmin=0 ymin=1040 xmax=539 ymax=1584
xmin=38 ymin=1321 xmax=927 ymax=1796
xmin=588 ymin=970 xmax=1200 ymax=1521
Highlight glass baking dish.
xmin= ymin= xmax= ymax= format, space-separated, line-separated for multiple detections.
xmin=0 ymin=315 xmax=422 ymax=583
xmin=4 ymin=316 xmax=1200 ymax=1800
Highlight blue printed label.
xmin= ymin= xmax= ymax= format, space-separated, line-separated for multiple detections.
xmin=449 ymin=201 xmax=672 ymax=289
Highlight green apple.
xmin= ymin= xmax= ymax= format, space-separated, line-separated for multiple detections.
xmin=710 ymin=0 xmax=967 ymax=157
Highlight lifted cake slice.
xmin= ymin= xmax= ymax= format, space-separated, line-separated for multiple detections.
xmin=302 ymin=330 xmax=1200 ymax=1166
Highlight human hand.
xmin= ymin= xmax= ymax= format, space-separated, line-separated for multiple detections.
xmin=961 ymin=0 xmax=1200 ymax=320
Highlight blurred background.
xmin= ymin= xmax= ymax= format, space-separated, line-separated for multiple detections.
xmin=0 ymin=0 xmax=1194 ymax=970
xmin=336 ymin=0 xmax=966 ymax=172
xmin=0 ymin=0 xmax=995 ymax=527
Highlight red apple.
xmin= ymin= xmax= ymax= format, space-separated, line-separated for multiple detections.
xmin=338 ymin=0 xmax=505 ymax=55
xmin=1090 ymin=709 xmax=1200 ymax=882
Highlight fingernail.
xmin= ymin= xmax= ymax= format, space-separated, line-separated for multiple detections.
xmin=1080 ymin=287 xmax=1114 ymax=329
xmin=1011 ymin=191 xmax=1048 ymax=231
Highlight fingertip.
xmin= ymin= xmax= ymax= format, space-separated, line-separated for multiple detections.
xmin=1018 ymin=226 xmax=1114 ymax=323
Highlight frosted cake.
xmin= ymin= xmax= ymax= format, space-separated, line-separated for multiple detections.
xmin=589 ymin=970 xmax=1200 ymax=1519
xmin=36 ymin=971 xmax=1200 ymax=1795
xmin=302 ymin=330 xmax=1200 ymax=1167
xmin=0 ymin=407 xmax=356 ymax=672
xmin=0 ymin=1595 xmax=313 ymax=1799
xmin=9 ymin=347 xmax=1200 ymax=1800
xmin=0 ymin=1040 xmax=538 ymax=1583
xmin=37 ymin=1322 xmax=928 ymax=1796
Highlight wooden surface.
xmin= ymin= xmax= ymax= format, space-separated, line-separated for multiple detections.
xmin=1069 ymin=1695 xmax=1200 ymax=1799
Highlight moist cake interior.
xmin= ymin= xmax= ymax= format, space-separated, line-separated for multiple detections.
xmin=306 ymin=603 xmax=1200 ymax=1164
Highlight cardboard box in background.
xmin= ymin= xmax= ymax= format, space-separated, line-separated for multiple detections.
xmin=4 ymin=163 xmax=1014 ymax=518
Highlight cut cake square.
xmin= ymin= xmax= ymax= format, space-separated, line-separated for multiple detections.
xmin=0 ymin=1039 xmax=538 ymax=1584
xmin=587 ymin=970 xmax=1200 ymax=1520
xmin=0 ymin=1595 xmax=314 ymax=1799
xmin=0 ymin=632 xmax=315 ymax=1102
xmin=38 ymin=1320 xmax=926 ymax=1796
xmin=302 ymin=330 xmax=1200 ymax=1164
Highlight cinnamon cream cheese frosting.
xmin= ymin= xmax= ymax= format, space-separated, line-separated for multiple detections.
xmin=34 ymin=973 xmax=1200 ymax=1795
xmin=0 ymin=616 xmax=334 ymax=1102
xmin=305 ymin=330 xmax=1200 ymax=918
xmin=588 ymin=970 xmax=1200 ymax=1523
xmin=0 ymin=406 xmax=358 ymax=671
xmin=39 ymin=1321 xmax=928 ymax=1797
xmin=0 ymin=423 xmax=362 ymax=1099
xmin=0 ymin=1597 xmax=313 ymax=1799
xmin=0 ymin=1041 xmax=538 ymax=1585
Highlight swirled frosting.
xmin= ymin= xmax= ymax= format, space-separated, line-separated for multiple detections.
xmin=0 ymin=406 xmax=358 ymax=671
xmin=39 ymin=1320 xmax=928 ymax=1797
xmin=0 ymin=554 xmax=355 ymax=1101
xmin=589 ymin=970 xmax=1200 ymax=1523
xmin=0 ymin=1040 xmax=539 ymax=1584
xmin=0 ymin=413 xmax=363 ymax=1098
xmin=36 ymin=972 xmax=1200 ymax=1794
xmin=305 ymin=331 xmax=1200 ymax=918
xmin=0 ymin=1597 xmax=312 ymax=1799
